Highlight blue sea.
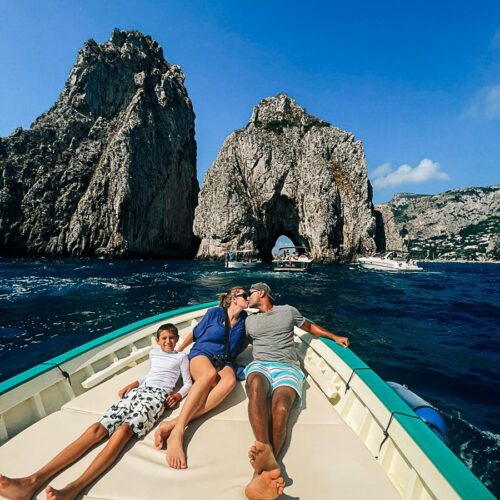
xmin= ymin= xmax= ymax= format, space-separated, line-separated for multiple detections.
xmin=0 ymin=258 xmax=499 ymax=496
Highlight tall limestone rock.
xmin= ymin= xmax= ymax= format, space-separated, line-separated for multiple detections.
xmin=194 ymin=94 xmax=377 ymax=262
xmin=0 ymin=29 xmax=198 ymax=257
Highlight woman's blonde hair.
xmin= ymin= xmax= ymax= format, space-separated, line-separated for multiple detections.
xmin=218 ymin=286 xmax=244 ymax=308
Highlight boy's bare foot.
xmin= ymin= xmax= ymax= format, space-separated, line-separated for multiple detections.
xmin=45 ymin=485 xmax=77 ymax=500
xmin=154 ymin=420 xmax=177 ymax=449
xmin=245 ymin=470 xmax=285 ymax=499
xmin=166 ymin=429 xmax=187 ymax=469
xmin=0 ymin=474 xmax=37 ymax=499
xmin=248 ymin=441 xmax=279 ymax=473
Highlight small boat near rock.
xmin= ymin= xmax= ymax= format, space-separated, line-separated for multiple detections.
xmin=273 ymin=246 xmax=313 ymax=272
xmin=224 ymin=250 xmax=262 ymax=269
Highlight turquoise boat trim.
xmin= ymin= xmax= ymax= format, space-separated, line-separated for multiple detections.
xmin=320 ymin=338 xmax=494 ymax=499
xmin=0 ymin=301 xmax=218 ymax=397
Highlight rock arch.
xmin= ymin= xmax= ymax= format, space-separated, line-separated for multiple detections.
xmin=194 ymin=94 xmax=377 ymax=262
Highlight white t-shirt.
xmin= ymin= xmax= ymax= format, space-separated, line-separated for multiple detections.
xmin=140 ymin=348 xmax=192 ymax=397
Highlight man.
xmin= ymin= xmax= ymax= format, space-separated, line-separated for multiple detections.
xmin=243 ymin=283 xmax=349 ymax=499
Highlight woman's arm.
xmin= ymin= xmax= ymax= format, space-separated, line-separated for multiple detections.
xmin=177 ymin=331 xmax=194 ymax=352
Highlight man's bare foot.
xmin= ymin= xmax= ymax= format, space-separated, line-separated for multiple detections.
xmin=245 ymin=470 xmax=285 ymax=499
xmin=0 ymin=474 xmax=37 ymax=499
xmin=45 ymin=485 xmax=77 ymax=500
xmin=154 ymin=419 xmax=177 ymax=449
xmin=248 ymin=441 xmax=279 ymax=473
xmin=166 ymin=429 xmax=187 ymax=469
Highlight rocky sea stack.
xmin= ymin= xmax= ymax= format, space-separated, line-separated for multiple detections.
xmin=194 ymin=94 xmax=377 ymax=262
xmin=0 ymin=29 xmax=198 ymax=257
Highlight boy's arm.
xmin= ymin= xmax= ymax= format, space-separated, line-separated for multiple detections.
xmin=177 ymin=331 xmax=194 ymax=352
xmin=165 ymin=354 xmax=193 ymax=408
xmin=118 ymin=380 xmax=139 ymax=398
xmin=300 ymin=320 xmax=350 ymax=347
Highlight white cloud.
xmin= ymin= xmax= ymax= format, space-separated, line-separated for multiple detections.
xmin=371 ymin=159 xmax=449 ymax=189
xmin=491 ymin=28 xmax=500 ymax=49
xmin=464 ymin=83 xmax=500 ymax=120
xmin=485 ymin=84 xmax=500 ymax=118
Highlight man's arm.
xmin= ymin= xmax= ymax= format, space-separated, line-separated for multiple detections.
xmin=118 ymin=380 xmax=140 ymax=398
xmin=300 ymin=320 xmax=350 ymax=347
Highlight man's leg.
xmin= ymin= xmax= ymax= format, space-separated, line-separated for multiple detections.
xmin=270 ymin=386 xmax=297 ymax=458
xmin=45 ymin=423 xmax=134 ymax=500
xmin=245 ymin=372 xmax=284 ymax=499
xmin=0 ymin=423 xmax=108 ymax=500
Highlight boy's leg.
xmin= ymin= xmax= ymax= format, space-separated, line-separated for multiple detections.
xmin=155 ymin=365 xmax=236 ymax=448
xmin=0 ymin=423 xmax=107 ymax=500
xmin=166 ymin=356 xmax=218 ymax=469
xmin=45 ymin=424 xmax=134 ymax=500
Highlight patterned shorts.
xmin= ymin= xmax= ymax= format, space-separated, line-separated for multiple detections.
xmin=244 ymin=361 xmax=305 ymax=407
xmin=98 ymin=386 xmax=167 ymax=438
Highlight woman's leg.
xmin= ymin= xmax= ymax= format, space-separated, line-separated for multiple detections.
xmin=45 ymin=424 xmax=134 ymax=500
xmin=165 ymin=356 xmax=218 ymax=469
xmin=0 ymin=423 xmax=108 ymax=499
xmin=155 ymin=365 xmax=237 ymax=448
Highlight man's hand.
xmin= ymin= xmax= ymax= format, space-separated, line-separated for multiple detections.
xmin=334 ymin=335 xmax=350 ymax=348
xmin=165 ymin=392 xmax=182 ymax=408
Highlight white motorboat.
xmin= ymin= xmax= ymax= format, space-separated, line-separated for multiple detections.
xmin=0 ymin=303 xmax=492 ymax=499
xmin=225 ymin=249 xmax=262 ymax=269
xmin=273 ymin=246 xmax=313 ymax=272
xmin=358 ymin=250 xmax=423 ymax=272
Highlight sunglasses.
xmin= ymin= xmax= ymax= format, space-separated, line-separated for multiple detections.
xmin=235 ymin=292 xmax=249 ymax=300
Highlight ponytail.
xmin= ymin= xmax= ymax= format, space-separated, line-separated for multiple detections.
xmin=217 ymin=286 xmax=244 ymax=308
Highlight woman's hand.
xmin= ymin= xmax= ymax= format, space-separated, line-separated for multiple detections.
xmin=177 ymin=331 xmax=194 ymax=352
xmin=165 ymin=392 xmax=182 ymax=408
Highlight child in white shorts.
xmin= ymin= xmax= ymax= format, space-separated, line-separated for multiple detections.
xmin=0 ymin=323 xmax=192 ymax=500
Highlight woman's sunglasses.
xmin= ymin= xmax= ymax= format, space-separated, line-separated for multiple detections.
xmin=235 ymin=292 xmax=248 ymax=300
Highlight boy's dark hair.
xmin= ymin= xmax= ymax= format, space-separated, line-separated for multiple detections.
xmin=156 ymin=323 xmax=179 ymax=340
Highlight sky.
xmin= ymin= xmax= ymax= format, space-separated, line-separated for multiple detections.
xmin=0 ymin=0 xmax=499 ymax=203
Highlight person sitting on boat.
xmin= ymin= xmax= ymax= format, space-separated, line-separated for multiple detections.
xmin=0 ymin=323 xmax=192 ymax=500
xmin=243 ymin=283 xmax=349 ymax=499
xmin=154 ymin=286 xmax=248 ymax=469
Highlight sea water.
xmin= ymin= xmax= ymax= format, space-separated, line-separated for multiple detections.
xmin=0 ymin=258 xmax=498 ymax=495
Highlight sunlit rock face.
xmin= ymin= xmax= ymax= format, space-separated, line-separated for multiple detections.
xmin=0 ymin=29 xmax=198 ymax=257
xmin=194 ymin=94 xmax=377 ymax=262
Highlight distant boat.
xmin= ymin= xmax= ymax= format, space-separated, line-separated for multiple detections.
xmin=273 ymin=246 xmax=313 ymax=272
xmin=358 ymin=250 xmax=423 ymax=272
xmin=224 ymin=249 xmax=262 ymax=269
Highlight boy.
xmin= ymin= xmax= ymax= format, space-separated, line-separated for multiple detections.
xmin=0 ymin=324 xmax=192 ymax=500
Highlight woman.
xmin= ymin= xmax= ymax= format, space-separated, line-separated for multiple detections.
xmin=154 ymin=286 xmax=249 ymax=469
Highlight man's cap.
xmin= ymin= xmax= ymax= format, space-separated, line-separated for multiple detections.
xmin=249 ymin=282 xmax=275 ymax=303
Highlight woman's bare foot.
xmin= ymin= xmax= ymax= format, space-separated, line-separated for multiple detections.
xmin=245 ymin=470 xmax=285 ymax=499
xmin=45 ymin=485 xmax=77 ymax=500
xmin=0 ymin=474 xmax=37 ymax=499
xmin=154 ymin=420 xmax=177 ymax=449
xmin=166 ymin=429 xmax=187 ymax=469
xmin=248 ymin=441 xmax=279 ymax=473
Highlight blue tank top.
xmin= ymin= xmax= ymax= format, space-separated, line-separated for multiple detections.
xmin=188 ymin=307 xmax=247 ymax=361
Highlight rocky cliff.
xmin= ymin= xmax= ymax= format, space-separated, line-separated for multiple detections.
xmin=194 ymin=94 xmax=377 ymax=262
xmin=375 ymin=186 xmax=500 ymax=261
xmin=0 ymin=29 xmax=198 ymax=257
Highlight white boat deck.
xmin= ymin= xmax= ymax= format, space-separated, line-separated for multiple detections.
xmin=0 ymin=350 xmax=401 ymax=499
